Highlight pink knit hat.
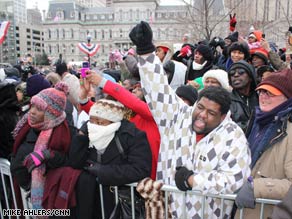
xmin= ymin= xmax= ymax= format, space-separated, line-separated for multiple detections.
xmin=30 ymin=82 xmax=68 ymax=121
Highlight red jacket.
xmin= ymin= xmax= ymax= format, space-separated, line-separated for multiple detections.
xmin=80 ymin=81 xmax=160 ymax=180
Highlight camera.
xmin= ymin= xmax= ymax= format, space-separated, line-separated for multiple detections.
xmin=81 ymin=61 xmax=90 ymax=78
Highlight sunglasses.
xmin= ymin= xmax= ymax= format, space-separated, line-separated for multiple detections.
xmin=257 ymin=89 xmax=276 ymax=97
xmin=229 ymin=68 xmax=246 ymax=76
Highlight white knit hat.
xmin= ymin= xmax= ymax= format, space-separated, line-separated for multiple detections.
xmin=89 ymin=99 xmax=125 ymax=122
xmin=202 ymin=69 xmax=230 ymax=90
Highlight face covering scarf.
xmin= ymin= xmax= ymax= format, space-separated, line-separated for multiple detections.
xmin=87 ymin=121 xmax=121 ymax=153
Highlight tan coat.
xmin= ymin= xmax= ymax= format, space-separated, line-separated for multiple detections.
xmin=236 ymin=120 xmax=292 ymax=219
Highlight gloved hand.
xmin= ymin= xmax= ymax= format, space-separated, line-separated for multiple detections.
xmin=178 ymin=45 xmax=192 ymax=57
xmin=229 ymin=13 xmax=237 ymax=32
xmin=235 ymin=176 xmax=256 ymax=209
xmin=175 ymin=166 xmax=194 ymax=191
xmin=129 ymin=21 xmax=156 ymax=55
xmin=209 ymin=37 xmax=225 ymax=49
xmin=23 ymin=149 xmax=51 ymax=173
xmin=84 ymin=160 xmax=102 ymax=177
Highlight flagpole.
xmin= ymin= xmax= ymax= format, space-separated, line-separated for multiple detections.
xmin=86 ymin=32 xmax=91 ymax=65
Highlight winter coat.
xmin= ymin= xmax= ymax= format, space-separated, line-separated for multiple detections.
xmin=137 ymin=52 xmax=251 ymax=219
xmin=80 ymin=81 xmax=160 ymax=180
xmin=69 ymin=119 xmax=152 ymax=219
xmin=10 ymin=121 xmax=71 ymax=211
xmin=270 ymin=185 xmax=292 ymax=219
xmin=0 ymin=82 xmax=19 ymax=158
xmin=268 ymin=50 xmax=290 ymax=71
xmin=229 ymin=90 xmax=259 ymax=131
xmin=238 ymin=106 xmax=292 ymax=219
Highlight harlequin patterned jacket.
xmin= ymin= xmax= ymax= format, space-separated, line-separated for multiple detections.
xmin=137 ymin=53 xmax=251 ymax=219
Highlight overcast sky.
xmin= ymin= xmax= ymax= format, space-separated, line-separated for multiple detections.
xmin=27 ymin=0 xmax=184 ymax=12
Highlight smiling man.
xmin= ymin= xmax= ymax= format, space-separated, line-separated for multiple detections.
xmin=228 ymin=60 xmax=259 ymax=131
xmin=129 ymin=21 xmax=251 ymax=219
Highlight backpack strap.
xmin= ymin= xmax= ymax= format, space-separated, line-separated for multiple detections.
xmin=115 ymin=135 xmax=126 ymax=159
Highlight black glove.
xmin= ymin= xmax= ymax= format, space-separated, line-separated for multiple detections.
xmin=84 ymin=160 xmax=102 ymax=177
xmin=129 ymin=21 xmax=156 ymax=55
xmin=235 ymin=177 xmax=256 ymax=209
xmin=175 ymin=166 xmax=194 ymax=191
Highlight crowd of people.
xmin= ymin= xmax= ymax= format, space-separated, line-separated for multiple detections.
xmin=1 ymin=18 xmax=292 ymax=219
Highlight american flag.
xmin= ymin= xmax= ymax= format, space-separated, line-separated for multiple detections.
xmin=0 ymin=21 xmax=10 ymax=45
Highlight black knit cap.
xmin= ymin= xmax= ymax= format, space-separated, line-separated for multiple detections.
xmin=225 ymin=31 xmax=239 ymax=43
xmin=176 ymin=85 xmax=198 ymax=106
xmin=195 ymin=44 xmax=213 ymax=61
xmin=228 ymin=42 xmax=250 ymax=60
xmin=229 ymin=60 xmax=257 ymax=87
xmin=257 ymin=68 xmax=292 ymax=98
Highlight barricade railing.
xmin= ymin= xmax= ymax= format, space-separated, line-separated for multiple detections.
xmin=107 ymin=183 xmax=281 ymax=219
xmin=0 ymin=157 xmax=282 ymax=219
xmin=0 ymin=158 xmax=20 ymax=219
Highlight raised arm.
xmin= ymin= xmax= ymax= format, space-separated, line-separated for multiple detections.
xmin=86 ymin=71 xmax=153 ymax=120
xmin=129 ymin=21 xmax=190 ymax=128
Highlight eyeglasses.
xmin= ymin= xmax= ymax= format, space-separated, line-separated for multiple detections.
xmin=229 ymin=68 xmax=246 ymax=76
xmin=257 ymin=89 xmax=276 ymax=97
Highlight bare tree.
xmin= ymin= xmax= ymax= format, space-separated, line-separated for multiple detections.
xmin=174 ymin=0 xmax=244 ymax=41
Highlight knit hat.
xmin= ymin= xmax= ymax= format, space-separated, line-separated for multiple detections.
xmin=202 ymin=69 xmax=230 ymax=90
xmin=175 ymin=85 xmax=198 ymax=106
xmin=229 ymin=42 xmax=250 ymax=60
xmin=225 ymin=31 xmax=239 ymax=43
xmin=195 ymin=44 xmax=213 ymax=61
xmin=26 ymin=74 xmax=51 ymax=97
xmin=229 ymin=60 xmax=257 ymax=89
xmin=30 ymin=82 xmax=68 ymax=121
xmin=256 ymin=69 xmax=292 ymax=98
xmin=89 ymin=99 xmax=125 ymax=122
xmin=251 ymin=47 xmax=269 ymax=62
xmin=229 ymin=60 xmax=255 ymax=78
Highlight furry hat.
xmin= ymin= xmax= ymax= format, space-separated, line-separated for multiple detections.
xmin=89 ymin=99 xmax=125 ymax=122
xmin=195 ymin=44 xmax=214 ymax=61
xmin=202 ymin=69 xmax=230 ymax=90
xmin=229 ymin=42 xmax=250 ymax=60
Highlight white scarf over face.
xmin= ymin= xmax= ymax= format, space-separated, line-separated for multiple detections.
xmin=192 ymin=60 xmax=207 ymax=70
xmin=87 ymin=122 xmax=121 ymax=153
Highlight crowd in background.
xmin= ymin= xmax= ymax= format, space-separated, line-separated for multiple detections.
xmin=1 ymin=18 xmax=292 ymax=219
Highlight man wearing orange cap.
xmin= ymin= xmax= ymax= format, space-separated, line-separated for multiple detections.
xmin=235 ymin=68 xmax=292 ymax=218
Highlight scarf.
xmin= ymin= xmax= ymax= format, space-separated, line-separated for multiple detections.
xmin=192 ymin=60 xmax=207 ymax=70
xmin=14 ymin=112 xmax=66 ymax=210
xmin=248 ymin=99 xmax=292 ymax=166
xmin=88 ymin=122 xmax=121 ymax=153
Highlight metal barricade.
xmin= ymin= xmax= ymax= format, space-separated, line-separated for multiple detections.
xmin=0 ymin=159 xmax=282 ymax=219
xmin=0 ymin=158 xmax=20 ymax=219
xmin=105 ymin=182 xmax=281 ymax=219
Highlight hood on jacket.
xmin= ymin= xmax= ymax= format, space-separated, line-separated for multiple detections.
xmin=228 ymin=60 xmax=257 ymax=90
